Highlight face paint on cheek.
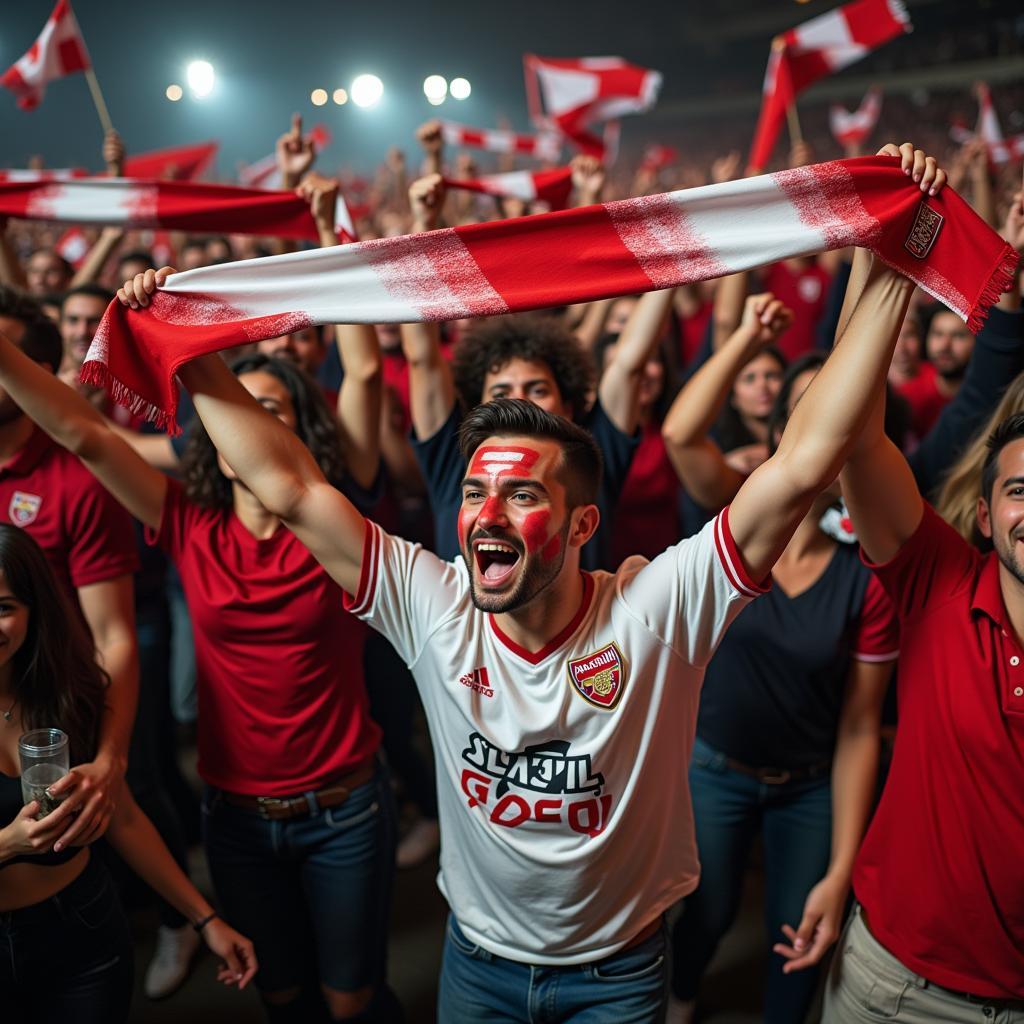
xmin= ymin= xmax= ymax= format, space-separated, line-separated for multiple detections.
xmin=541 ymin=532 xmax=562 ymax=563
xmin=520 ymin=510 xmax=551 ymax=555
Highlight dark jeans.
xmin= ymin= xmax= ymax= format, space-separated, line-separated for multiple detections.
xmin=439 ymin=915 xmax=668 ymax=1023
xmin=201 ymin=762 xmax=398 ymax=998
xmin=0 ymin=853 xmax=134 ymax=1024
xmin=671 ymin=737 xmax=833 ymax=1024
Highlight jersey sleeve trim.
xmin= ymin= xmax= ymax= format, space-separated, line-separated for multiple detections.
xmin=852 ymin=648 xmax=900 ymax=663
xmin=343 ymin=519 xmax=380 ymax=617
xmin=714 ymin=506 xmax=770 ymax=598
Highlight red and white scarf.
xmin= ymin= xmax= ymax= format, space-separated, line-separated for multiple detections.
xmin=443 ymin=168 xmax=574 ymax=210
xmin=0 ymin=176 xmax=353 ymax=241
xmin=440 ymin=121 xmax=561 ymax=162
xmin=83 ymin=156 xmax=1017 ymax=433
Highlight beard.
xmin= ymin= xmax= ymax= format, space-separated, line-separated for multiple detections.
xmin=993 ymin=528 xmax=1024 ymax=589
xmin=464 ymin=521 xmax=570 ymax=614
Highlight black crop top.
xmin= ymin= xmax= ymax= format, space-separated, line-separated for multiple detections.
xmin=0 ymin=773 xmax=80 ymax=868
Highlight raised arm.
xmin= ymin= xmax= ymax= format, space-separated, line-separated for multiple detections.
xmin=598 ymin=288 xmax=676 ymax=434
xmin=402 ymin=173 xmax=456 ymax=439
xmin=71 ymin=131 xmax=126 ymax=287
xmin=662 ymin=293 xmax=791 ymax=511
xmin=729 ymin=144 xmax=943 ymax=580
xmin=416 ymin=119 xmax=444 ymax=177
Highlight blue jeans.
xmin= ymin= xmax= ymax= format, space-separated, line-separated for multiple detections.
xmin=0 ymin=853 xmax=134 ymax=1024
xmin=438 ymin=915 xmax=668 ymax=1023
xmin=201 ymin=762 xmax=397 ymax=998
xmin=671 ymin=737 xmax=833 ymax=1024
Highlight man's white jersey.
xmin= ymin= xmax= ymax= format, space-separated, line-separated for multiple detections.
xmin=346 ymin=508 xmax=766 ymax=965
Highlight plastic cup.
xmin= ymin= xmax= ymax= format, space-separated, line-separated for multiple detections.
xmin=19 ymin=728 xmax=69 ymax=818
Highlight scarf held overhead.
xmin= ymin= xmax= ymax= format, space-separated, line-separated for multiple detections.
xmin=83 ymin=156 xmax=1017 ymax=434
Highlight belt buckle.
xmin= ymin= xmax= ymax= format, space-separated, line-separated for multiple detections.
xmin=256 ymin=796 xmax=285 ymax=820
xmin=759 ymin=768 xmax=791 ymax=785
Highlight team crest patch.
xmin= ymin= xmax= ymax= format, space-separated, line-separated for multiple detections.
xmin=567 ymin=643 xmax=627 ymax=710
xmin=904 ymin=203 xmax=943 ymax=260
xmin=8 ymin=491 xmax=42 ymax=526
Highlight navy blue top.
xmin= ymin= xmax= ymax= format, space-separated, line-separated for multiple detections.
xmin=697 ymin=543 xmax=894 ymax=768
xmin=0 ymin=773 xmax=80 ymax=868
xmin=412 ymin=401 xmax=639 ymax=570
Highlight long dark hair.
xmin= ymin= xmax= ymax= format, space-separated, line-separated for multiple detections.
xmin=181 ymin=354 xmax=348 ymax=511
xmin=714 ymin=345 xmax=787 ymax=453
xmin=0 ymin=526 xmax=106 ymax=765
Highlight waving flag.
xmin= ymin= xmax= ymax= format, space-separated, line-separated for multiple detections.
xmin=81 ymin=157 xmax=1016 ymax=434
xmin=123 ymin=142 xmax=219 ymax=182
xmin=830 ymin=88 xmax=884 ymax=149
xmin=0 ymin=1 xmax=91 ymax=111
xmin=973 ymin=83 xmax=1024 ymax=164
xmin=443 ymin=167 xmax=574 ymax=210
xmin=439 ymin=122 xmax=561 ymax=162
xmin=524 ymin=55 xmax=661 ymax=156
xmin=750 ymin=0 xmax=910 ymax=171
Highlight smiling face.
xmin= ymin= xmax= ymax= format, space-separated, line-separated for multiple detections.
xmin=459 ymin=437 xmax=574 ymax=613
xmin=0 ymin=570 xmax=29 ymax=684
xmin=978 ymin=438 xmax=1024 ymax=588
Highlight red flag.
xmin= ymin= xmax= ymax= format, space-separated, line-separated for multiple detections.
xmin=54 ymin=226 xmax=89 ymax=268
xmin=524 ymin=55 xmax=661 ymax=155
xmin=829 ymin=88 xmax=883 ymax=149
xmin=443 ymin=167 xmax=574 ymax=210
xmin=749 ymin=0 xmax=909 ymax=171
xmin=123 ymin=142 xmax=219 ymax=181
xmin=1 ymin=1 xmax=91 ymax=111
xmin=640 ymin=145 xmax=679 ymax=173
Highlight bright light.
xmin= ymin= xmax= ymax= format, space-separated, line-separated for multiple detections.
xmin=423 ymin=75 xmax=447 ymax=102
xmin=186 ymin=60 xmax=215 ymax=98
xmin=427 ymin=95 xmax=444 ymax=107
xmin=311 ymin=88 xmax=328 ymax=106
xmin=333 ymin=88 xmax=348 ymax=105
xmin=350 ymin=74 xmax=383 ymax=108
xmin=165 ymin=84 xmax=183 ymax=102
xmin=450 ymin=77 xmax=471 ymax=100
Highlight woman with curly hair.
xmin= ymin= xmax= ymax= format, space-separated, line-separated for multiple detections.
xmin=0 ymin=524 xmax=255 ymax=1023
xmin=0 ymin=319 xmax=402 ymax=1023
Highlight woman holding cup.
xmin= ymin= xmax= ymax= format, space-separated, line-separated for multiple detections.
xmin=0 ymin=524 xmax=257 ymax=1023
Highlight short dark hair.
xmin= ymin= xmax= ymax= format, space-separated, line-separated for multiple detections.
xmin=28 ymin=247 xmax=73 ymax=278
xmin=452 ymin=314 xmax=595 ymax=420
xmin=457 ymin=397 xmax=603 ymax=508
xmin=0 ymin=285 xmax=63 ymax=370
xmin=981 ymin=413 xmax=1024 ymax=506
xmin=61 ymin=283 xmax=114 ymax=309
xmin=116 ymin=249 xmax=155 ymax=270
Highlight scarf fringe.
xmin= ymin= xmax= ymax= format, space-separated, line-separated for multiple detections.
xmin=967 ymin=244 xmax=1020 ymax=335
xmin=80 ymin=359 xmax=181 ymax=435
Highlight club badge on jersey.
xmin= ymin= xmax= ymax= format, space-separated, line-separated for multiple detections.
xmin=567 ymin=642 xmax=628 ymax=709
xmin=8 ymin=491 xmax=42 ymax=526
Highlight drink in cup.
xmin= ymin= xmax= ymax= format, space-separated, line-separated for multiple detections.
xmin=19 ymin=729 xmax=69 ymax=818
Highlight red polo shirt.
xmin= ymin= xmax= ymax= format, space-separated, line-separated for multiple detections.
xmin=0 ymin=426 xmax=138 ymax=602
xmin=854 ymin=504 xmax=1024 ymax=999
xmin=148 ymin=480 xmax=381 ymax=796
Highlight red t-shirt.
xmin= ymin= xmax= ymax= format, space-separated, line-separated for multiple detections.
xmin=0 ymin=427 xmax=138 ymax=603
xmin=611 ymin=421 xmax=680 ymax=566
xmin=895 ymin=361 xmax=949 ymax=439
xmin=679 ymin=300 xmax=712 ymax=369
xmin=761 ymin=260 xmax=831 ymax=361
xmin=148 ymin=480 xmax=381 ymax=796
xmin=854 ymin=505 xmax=1024 ymax=998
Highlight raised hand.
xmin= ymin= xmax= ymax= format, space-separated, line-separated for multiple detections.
xmin=408 ymin=173 xmax=446 ymax=232
xmin=276 ymin=113 xmax=317 ymax=188
xmin=571 ymin=154 xmax=605 ymax=205
xmin=739 ymin=292 xmax=793 ymax=347
xmin=711 ymin=150 xmax=742 ymax=184
xmin=297 ymin=171 xmax=339 ymax=238
xmin=877 ymin=142 xmax=947 ymax=196
xmin=103 ymin=129 xmax=125 ymax=177
xmin=416 ymin=119 xmax=443 ymax=156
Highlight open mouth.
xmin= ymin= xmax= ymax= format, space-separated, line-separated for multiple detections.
xmin=473 ymin=539 xmax=522 ymax=588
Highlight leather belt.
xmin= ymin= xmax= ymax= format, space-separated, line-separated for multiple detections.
xmin=722 ymin=756 xmax=831 ymax=785
xmin=220 ymin=759 xmax=376 ymax=821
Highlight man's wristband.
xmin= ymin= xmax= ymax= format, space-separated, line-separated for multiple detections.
xmin=192 ymin=911 xmax=218 ymax=933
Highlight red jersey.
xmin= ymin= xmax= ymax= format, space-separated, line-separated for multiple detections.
xmin=0 ymin=426 xmax=138 ymax=602
xmin=678 ymin=300 xmax=712 ymax=369
xmin=148 ymin=480 xmax=380 ymax=796
xmin=854 ymin=505 xmax=1024 ymax=998
xmin=761 ymin=260 xmax=831 ymax=361
xmin=895 ymin=361 xmax=949 ymax=439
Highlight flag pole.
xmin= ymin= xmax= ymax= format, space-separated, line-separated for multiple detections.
xmin=786 ymin=102 xmax=804 ymax=150
xmin=83 ymin=67 xmax=114 ymax=136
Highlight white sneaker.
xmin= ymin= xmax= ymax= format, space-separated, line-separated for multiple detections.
xmin=144 ymin=923 xmax=201 ymax=1000
xmin=396 ymin=817 xmax=440 ymax=869
xmin=664 ymin=995 xmax=696 ymax=1024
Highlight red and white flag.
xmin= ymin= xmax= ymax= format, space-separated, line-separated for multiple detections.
xmin=972 ymin=83 xmax=1024 ymax=164
xmin=830 ymin=88 xmax=883 ymax=149
xmin=123 ymin=142 xmax=219 ymax=181
xmin=750 ymin=0 xmax=909 ymax=171
xmin=54 ymin=226 xmax=89 ymax=267
xmin=640 ymin=145 xmax=679 ymax=173
xmin=81 ymin=157 xmax=1016 ymax=433
xmin=439 ymin=122 xmax=562 ymax=162
xmin=443 ymin=167 xmax=574 ymax=210
xmin=0 ymin=167 xmax=88 ymax=183
xmin=0 ymin=0 xmax=91 ymax=111
xmin=238 ymin=125 xmax=332 ymax=189
xmin=524 ymin=55 xmax=661 ymax=156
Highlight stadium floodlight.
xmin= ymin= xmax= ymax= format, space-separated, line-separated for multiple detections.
xmin=333 ymin=88 xmax=348 ymax=105
xmin=186 ymin=60 xmax=215 ymax=98
xmin=450 ymin=77 xmax=471 ymax=100
xmin=165 ymin=84 xmax=183 ymax=102
xmin=311 ymin=88 xmax=328 ymax=106
xmin=423 ymin=75 xmax=447 ymax=103
xmin=350 ymin=74 xmax=383 ymax=108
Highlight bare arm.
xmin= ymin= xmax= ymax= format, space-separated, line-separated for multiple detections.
xmin=70 ymin=227 xmax=124 ymax=288
xmin=570 ymin=298 xmax=614 ymax=351
xmin=106 ymin=423 xmax=181 ymax=472
xmin=598 ymin=288 xmax=676 ymax=435
xmin=416 ymin=120 xmax=444 ymax=177
xmin=662 ymin=293 xmax=791 ymax=511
